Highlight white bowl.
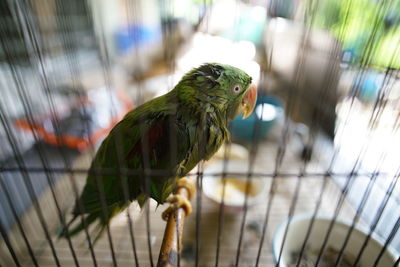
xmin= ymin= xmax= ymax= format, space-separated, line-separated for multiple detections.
xmin=202 ymin=160 xmax=267 ymax=211
xmin=273 ymin=214 xmax=398 ymax=267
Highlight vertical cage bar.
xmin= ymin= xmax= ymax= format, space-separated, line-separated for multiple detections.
xmin=0 ymin=220 xmax=21 ymax=267
xmin=0 ymin=54 xmax=60 ymax=265
xmin=353 ymin=171 xmax=400 ymax=266
xmin=373 ymin=215 xmax=400 ymax=267
xmin=0 ymin=176 xmax=38 ymax=266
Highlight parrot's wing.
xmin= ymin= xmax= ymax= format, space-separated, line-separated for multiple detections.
xmin=75 ymin=112 xmax=191 ymax=216
xmin=123 ymin=114 xmax=192 ymax=202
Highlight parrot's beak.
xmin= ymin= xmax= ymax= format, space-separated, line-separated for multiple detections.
xmin=241 ymin=84 xmax=257 ymax=119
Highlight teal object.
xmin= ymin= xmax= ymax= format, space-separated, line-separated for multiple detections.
xmin=222 ymin=6 xmax=266 ymax=46
xmin=354 ymin=71 xmax=382 ymax=102
xmin=230 ymin=95 xmax=282 ymax=141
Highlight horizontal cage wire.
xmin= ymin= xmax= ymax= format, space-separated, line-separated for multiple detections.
xmin=0 ymin=0 xmax=400 ymax=266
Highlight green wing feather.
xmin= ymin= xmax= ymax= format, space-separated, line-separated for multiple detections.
xmin=60 ymin=95 xmax=192 ymax=240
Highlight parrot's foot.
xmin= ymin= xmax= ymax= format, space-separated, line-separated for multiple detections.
xmin=176 ymin=177 xmax=196 ymax=199
xmin=161 ymin=194 xmax=192 ymax=221
xmin=161 ymin=178 xmax=196 ymax=221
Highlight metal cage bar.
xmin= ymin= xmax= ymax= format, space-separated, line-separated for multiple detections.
xmin=0 ymin=0 xmax=400 ymax=266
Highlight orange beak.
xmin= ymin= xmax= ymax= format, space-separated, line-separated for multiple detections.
xmin=241 ymin=84 xmax=257 ymax=119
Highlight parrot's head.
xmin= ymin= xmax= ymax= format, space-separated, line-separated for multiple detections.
xmin=178 ymin=63 xmax=257 ymax=120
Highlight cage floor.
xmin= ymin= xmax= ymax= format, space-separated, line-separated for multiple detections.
xmin=17 ymin=178 xmax=356 ymax=267
xmin=2 ymin=135 xmax=360 ymax=267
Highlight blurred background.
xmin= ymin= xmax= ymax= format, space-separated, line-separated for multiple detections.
xmin=0 ymin=0 xmax=400 ymax=266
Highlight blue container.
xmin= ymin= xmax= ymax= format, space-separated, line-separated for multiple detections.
xmin=229 ymin=95 xmax=283 ymax=142
xmin=115 ymin=25 xmax=161 ymax=53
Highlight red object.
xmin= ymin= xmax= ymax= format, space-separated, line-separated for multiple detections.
xmin=15 ymin=89 xmax=132 ymax=151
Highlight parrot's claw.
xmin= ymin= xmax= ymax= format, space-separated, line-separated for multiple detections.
xmin=162 ymin=194 xmax=192 ymax=221
xmin=176 ymin=177 xmax=196 ymax=199
xmin=161 ymin=178 xmax=195 ymax=221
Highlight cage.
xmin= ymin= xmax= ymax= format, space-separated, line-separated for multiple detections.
xmin=0 ymin=0 xmax=400 ymax=266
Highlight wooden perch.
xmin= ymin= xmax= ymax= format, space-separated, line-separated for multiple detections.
xmin=157 ymin=182 xmax=194 ymax=267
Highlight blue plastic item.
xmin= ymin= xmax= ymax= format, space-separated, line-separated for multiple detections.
xmin=353 ymin=71 xmax=383 ymax=102
xmin=115 ymin=25 xmax=161 ymax=53
xmin=229 ymin=95 xmax=283 ymax=142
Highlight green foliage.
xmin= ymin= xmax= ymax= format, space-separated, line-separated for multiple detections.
xmin=311 ymin=0 xmax=400 ymax=68
xmin=373 ymin=27 xmax=400 ymax=69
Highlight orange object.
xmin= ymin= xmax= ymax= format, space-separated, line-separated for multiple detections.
xmin=14 ymin=89 xmax=132 ymax=151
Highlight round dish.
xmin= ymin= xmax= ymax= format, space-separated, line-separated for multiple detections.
xmin=272 ymin=214 xmax=398 ymax=267
xmin=202 ymin=160 xmax=267 ymax=211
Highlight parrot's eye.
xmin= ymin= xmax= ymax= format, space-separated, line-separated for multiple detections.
xmin=232 ymin=84 xmax=242 ymax=95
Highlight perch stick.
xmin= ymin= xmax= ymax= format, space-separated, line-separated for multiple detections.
xmin=157 ymin=181 xmax=194 ymax=267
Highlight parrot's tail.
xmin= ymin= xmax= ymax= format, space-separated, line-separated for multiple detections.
xmin=58 ymin=203 xmax=127 ymax=245
xmin=58 ymin=213 xmax=98 ymax=240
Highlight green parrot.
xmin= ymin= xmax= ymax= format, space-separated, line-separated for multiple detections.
xmin=60 ymin=63 xmax=257 ymax=241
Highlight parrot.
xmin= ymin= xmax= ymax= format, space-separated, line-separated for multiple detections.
xmin=59 ymin=63 xmax=257 ymax=242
